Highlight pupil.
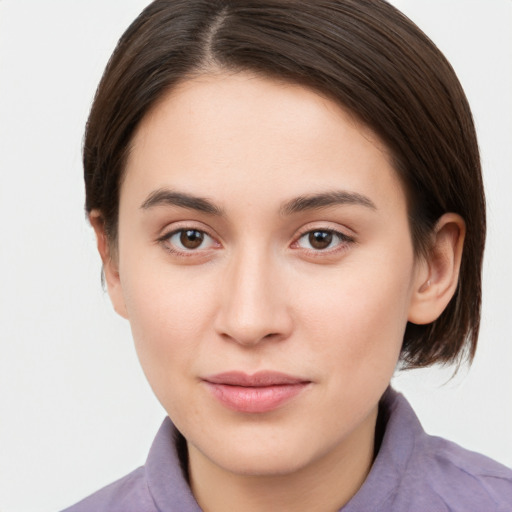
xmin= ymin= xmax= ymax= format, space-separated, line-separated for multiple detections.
xmin=180 ymin=230 xmax=203 ymax=249
xmin=309 ymin=231 xmax=332 ymax=250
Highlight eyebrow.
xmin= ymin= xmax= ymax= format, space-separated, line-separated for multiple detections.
xmin=140 ymin=188 xmax=376 ymax=217
xmin=280 ymin=191 xmax=376 ymax=215
xmin=140 ymin=188 xmax=225 ymax=216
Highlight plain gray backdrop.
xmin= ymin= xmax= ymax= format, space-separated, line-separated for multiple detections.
xmin=0 ymin=1 xmax=511 ymax=511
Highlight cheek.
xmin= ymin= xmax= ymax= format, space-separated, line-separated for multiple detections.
xmin=118 ymin=257 xmax=219 ymax=385
xmin=295 ymin=250 xmax=415 ymax=377
xmin=119 ymin=230 xmax=217 ymax=327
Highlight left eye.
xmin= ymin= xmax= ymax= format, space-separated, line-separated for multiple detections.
xmin=296 ymin=230 xmax=349 ymax=251
xmin=166 ymin=229 xmax=215 ymax=251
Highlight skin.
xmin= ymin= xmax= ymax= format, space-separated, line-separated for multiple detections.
xmin=91 ymin=72 xmax=465 ymax=512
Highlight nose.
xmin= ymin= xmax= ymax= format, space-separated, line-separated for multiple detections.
xmin=214 ymin=248 xmax=293 ymax=347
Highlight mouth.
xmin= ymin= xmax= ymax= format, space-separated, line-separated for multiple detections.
xmin=202 ymin=371 xmax=311 ymax=413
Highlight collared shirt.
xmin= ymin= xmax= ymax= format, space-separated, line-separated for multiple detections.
xmin=62 ymin=388 xmax=512 ymax=511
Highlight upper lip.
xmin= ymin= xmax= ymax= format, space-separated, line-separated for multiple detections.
xmin=203 ymin=371 xmax=309 ymax=387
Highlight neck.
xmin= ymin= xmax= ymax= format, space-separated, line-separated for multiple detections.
xmin=188 ymin=406 xmax=378 ymax=512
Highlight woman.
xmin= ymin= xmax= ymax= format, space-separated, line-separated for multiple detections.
xmin=63 ymin=0 xmax=512 ymax=510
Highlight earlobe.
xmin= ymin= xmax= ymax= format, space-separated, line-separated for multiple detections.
xmin=408 ymin=213 xmax=466 ymax=325
xmin=89 ymin=210 xmax=129 ymax=319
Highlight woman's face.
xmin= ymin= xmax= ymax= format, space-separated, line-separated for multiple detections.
xmin=110 ymin=72 xmax=426 ymax=477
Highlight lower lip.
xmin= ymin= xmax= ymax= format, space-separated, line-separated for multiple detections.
xmin=204 ymin=382 xmax=309 ymax=413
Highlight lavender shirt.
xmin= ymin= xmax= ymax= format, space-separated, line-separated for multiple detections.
xmin=62 ymin=388 xmax=512 ymax=511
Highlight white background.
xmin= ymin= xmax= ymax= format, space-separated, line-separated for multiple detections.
xmin=0 ymin=1 xmax=511 ymax=511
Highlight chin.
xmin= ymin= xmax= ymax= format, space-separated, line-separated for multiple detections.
xmin=187 ymin=420 xmax=333 ymax=478
xmin=209 ymin=445 xmax=314 ymax=477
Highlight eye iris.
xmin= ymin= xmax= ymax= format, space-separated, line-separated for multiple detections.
xmin=309 ymin=231 xmax=333 ymax=250
xmin=180 ymin=230 xmax=204 ymax=249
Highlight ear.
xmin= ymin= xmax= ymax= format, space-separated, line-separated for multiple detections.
xmin=89 ymin=210 xmax=128 ymax=319
xmin=408 ymin=213 xmax=466 ymax=325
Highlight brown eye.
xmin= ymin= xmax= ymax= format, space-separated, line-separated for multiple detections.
xmin=295 ymin=229 xmax=352 ymax=253
xmin=308 ymin=231 xmax=333 ymax=250
xmin=162 ymin=228 xmax=217 ymax=255
xmin=179 ymin=229 xmax=204 ymax=249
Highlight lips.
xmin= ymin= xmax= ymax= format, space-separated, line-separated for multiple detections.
xmin=203 ymin=371 xmax=311 ymax=413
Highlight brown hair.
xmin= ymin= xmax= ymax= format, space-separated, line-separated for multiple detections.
xmin=84 ymin=0 xmax=485 ymax=368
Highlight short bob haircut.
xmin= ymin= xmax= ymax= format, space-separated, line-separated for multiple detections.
xmin=84 ymin=0 xmax=485 ymax=369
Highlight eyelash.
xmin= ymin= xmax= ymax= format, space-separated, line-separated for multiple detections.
xmin=157 ymin=227 xmax=219 ymax=256
xmin=292 ymin=228 xmax=354 ymax=256
xmin=157 ymin=226 xmax=354 ymax=258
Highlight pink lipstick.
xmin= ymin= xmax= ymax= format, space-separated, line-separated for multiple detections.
xmin=203 ymin=371 xmax=310 ymax=413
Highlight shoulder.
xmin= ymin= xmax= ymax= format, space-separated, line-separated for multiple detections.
xmin=60 ymin=417 xmax=201 ymax=512
xmin=60 ymin=466 xmax=156 ymax=512
xmin=384 ymin=389 xmax=512 ymax=511
xmin=337 ymin=388 xmax=512 ymax=512
xmin=412 ymin=434 xmax=512 ymax=510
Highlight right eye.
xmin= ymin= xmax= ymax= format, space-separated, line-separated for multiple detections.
xmin=162 ymin=228 xmax=217 ymax=253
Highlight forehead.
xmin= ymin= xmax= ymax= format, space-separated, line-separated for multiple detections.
xmin=124 ymin=72 xmax=405 ymax=214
